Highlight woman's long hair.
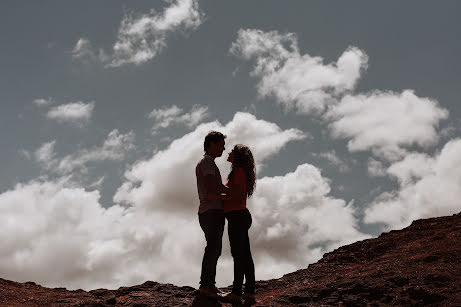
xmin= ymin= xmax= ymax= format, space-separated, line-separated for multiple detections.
xmin=227 ymin=144 xmax=256 ymax=198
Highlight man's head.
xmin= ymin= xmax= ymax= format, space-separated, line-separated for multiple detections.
xmin=204 ymin=131 xmax=226 ymax=158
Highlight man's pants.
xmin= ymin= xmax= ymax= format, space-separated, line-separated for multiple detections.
xmin=199 ymin=209 xmax=225 ymax=287
xmin=225 ymin=209 xmax=255 ymax=295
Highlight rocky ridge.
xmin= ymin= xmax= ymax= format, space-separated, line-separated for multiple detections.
xmin=0 ymin=212 xmax=460 ymax=306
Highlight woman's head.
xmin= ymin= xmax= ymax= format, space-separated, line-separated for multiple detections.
xmin=227 ymin=144 xmax=256 ymax=198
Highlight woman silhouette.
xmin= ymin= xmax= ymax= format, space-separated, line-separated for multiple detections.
xmin=222 ymin=144 xmax=256 ymax=304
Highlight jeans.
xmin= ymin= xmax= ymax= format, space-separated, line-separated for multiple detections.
xmin=225 ymin=209 xmax=255 ymax=294
xmin=199 ymin=209 xmax=225 ymax=287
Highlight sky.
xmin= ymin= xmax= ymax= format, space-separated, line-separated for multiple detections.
xmin=1 ymin=0 xmax=460 ymax=290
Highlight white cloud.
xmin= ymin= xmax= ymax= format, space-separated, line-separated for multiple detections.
xmin=33 ymin=98 xmax=53 ymax=107
xmin=149 ymin=105 xmax=183 ymax=122
xmin=114 ymin=111 xmax=368 ymax=284
xmin=178 ymin=105 xmax=209 ymax=127
xmin=248 ymin=164 xmax=369 ymax=279
xmin=364 ymin=138 xmax=461 ymax=230
xmin=231 ymin=29 xmax=368 ymax=114
xmin=0 ymin=176 xmax=216 ymax=290
xmin=114 ymin=112 xmax=306 ymax=213
xmin=34 ymin=141 xmax=57 ymax=165
xmin=367 ymin=158 xmax=387 ymax=177
xmin=71 ymin=38 xmax=99 ymax=63
xmin=46 ymin=101 xmax=95 ymax=125
xmin=35 ymin=130 xmax=135 ymax=176
xmin=0 ymin=178 xmax=148 ymax=290
xmin=0 ymin=112 xmax=370 ymax=291
xmin=88 ymin=176 xmax=105 ymax=189
xmin=327 ymin=90 xmax=449 ymax=161
xmin=149 ymin=104 xmax=208 ymax=133
xmin=72 ymin=0 xmax=202 ymax=67
xmin=315 ymin=150 xmax=350 ymax=173
xmin=107 ymin=0 xmax=202 ymax=67
xmin=386 ymin=152 xmax=434 ymax=185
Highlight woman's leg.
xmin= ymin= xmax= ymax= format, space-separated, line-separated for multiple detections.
xmin=226 ymin=210 xmax=247 ymax=295
xmin=243 ymin=210 xmax=255 ymax=294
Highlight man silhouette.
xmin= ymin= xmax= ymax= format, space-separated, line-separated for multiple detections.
xmin=196 ymin=131 xmax=228 ymax=297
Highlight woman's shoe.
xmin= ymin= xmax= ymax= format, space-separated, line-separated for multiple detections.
xmin=222 ymin=292 xmax=242 ymax=303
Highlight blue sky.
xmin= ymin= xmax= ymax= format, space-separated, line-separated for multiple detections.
xmin=0 ymin=0 xmax=460 ymax=290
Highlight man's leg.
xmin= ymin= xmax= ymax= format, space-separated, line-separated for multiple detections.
xmin=199 ymin=210 xmax=225 ymax=288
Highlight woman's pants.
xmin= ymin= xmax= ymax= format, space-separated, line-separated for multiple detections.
xmin=225 ymin=209 xmax=255 ymax=294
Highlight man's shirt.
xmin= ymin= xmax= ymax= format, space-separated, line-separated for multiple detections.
xmin=196 ymin=155 xmax=224 ymax=213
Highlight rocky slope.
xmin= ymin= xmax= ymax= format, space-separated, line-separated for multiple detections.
xmin=0 ymin=212 xmax=459 ymax=306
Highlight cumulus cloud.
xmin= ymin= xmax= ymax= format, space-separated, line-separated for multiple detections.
xmin=33 ymin=98 xmax=53 ymax=107
xmin=327 ymin=90 xmax=449 ymax=161
xmin=386 ymin=152 xmax=434 ymax=185
xmin=114 ymin=112 xmax=306 ymax=213
xmin=46 ymin=101 xmax=95 ymax=125
xmin=231 ymin=29 xmax=368 ymax=114
xmin=249 ymin=164 xmax=369 ymax=278
xmin=0 ymin=178 xmax=160 ymax=290
xmin=364 ymin=138 xmax=461 ymax=230
xmin=0 ymin=112 xmax=369 ymax=291
xmin=0 ymin=176 xmax=226 ymax=290
xmin=73 ymin=0 xmax=203 ymax=68
xmin=149 ymin=104 xmax=208 ymax=133
xmin=35 ymin=130 xmax=135 ymax=176
xmin=114 ymin=111 xmax=368 ymax=283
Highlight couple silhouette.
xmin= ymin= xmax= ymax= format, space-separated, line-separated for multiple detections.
xmin=195 ymin=131 xmax=256 ymax=305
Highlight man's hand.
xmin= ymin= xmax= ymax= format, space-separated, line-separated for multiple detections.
xmin=220 ymin=184 xmax=229 ymax=194
xmin=227 ymin=183 xmax=245 ymax=202
xmin=204 ymin=174 xmax=225 ymax=196
xmin=205 ymin=193 xmax=231 ymax=201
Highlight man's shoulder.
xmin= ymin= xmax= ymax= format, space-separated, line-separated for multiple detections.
xmin=197 ymin=155 xmax=217 ymax=173
xmin=198 ymin=155 xmax=215 ymax=165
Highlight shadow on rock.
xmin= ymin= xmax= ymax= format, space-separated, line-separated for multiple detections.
xmin=191 ymin=292 xmax=256 ymax=307
xmin=191 ymin=293 xmax=222 ymax=307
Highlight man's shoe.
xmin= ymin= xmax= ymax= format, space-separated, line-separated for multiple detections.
xmin=242 ymin=293 xmax=256 ymax=304
xmin=222 ymin=292 xmax=242 ymax=304
xmin=212 ymin=286 xmax=223 ymax=295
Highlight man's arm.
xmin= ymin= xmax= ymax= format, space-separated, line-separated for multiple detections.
xmin=227 ymin=183 xmax=245 ymax=202
xmin=206 ymin=183 xmax=244 ymax=202
xmin=204 ymin=174 xmax=228 ymax=195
